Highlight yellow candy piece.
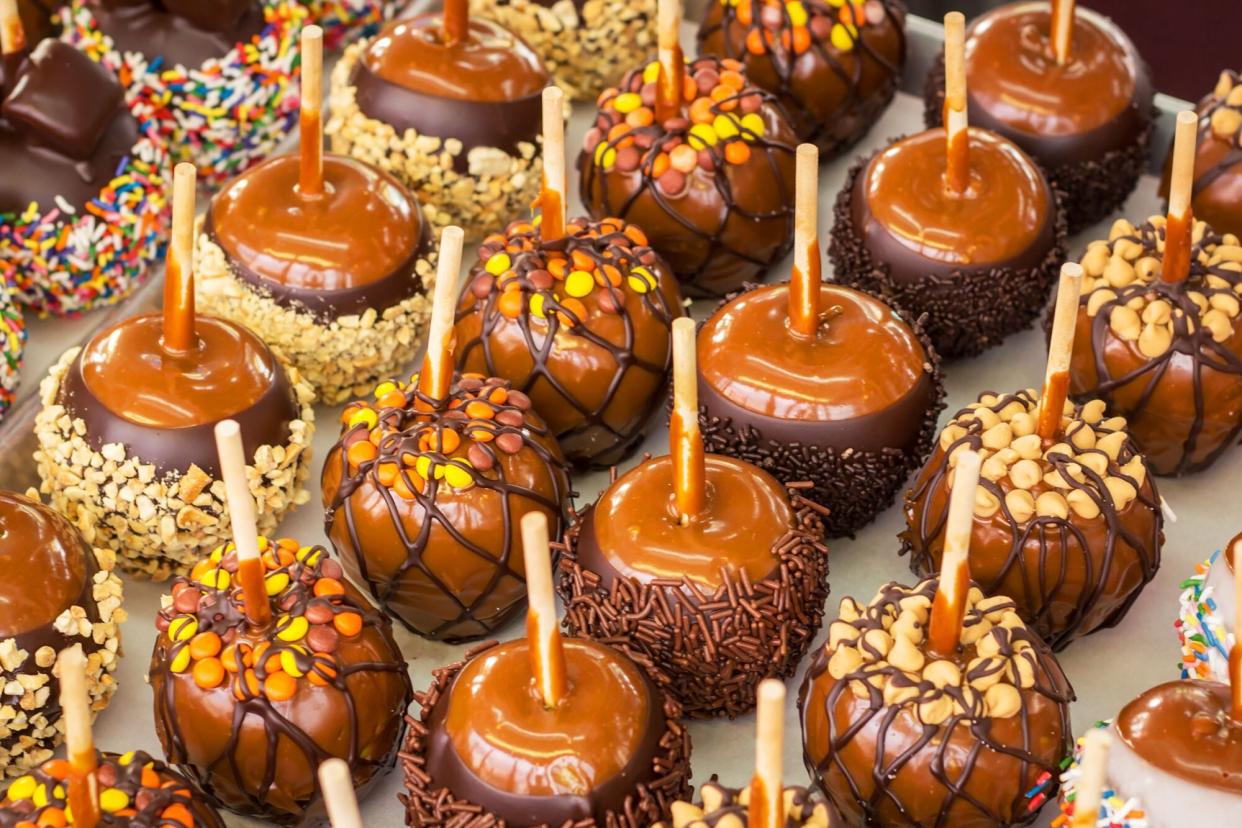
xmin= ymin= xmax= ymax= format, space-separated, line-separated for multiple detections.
xmin=630 ymin=266 xmax=657 ymax=292
xmin=278 ymin=616 xmax=310 ymax=643
xmin=347 ymin=407 xmax=378 ymax=431
xmin=265 ymin=573 xmax=291 ymax=596
xmin=32 ymin=784 xmax=47 ymax=809
xmin=643 ymin=61 xmax=661 ymax=84
xmin=740 ymin=113 xmax=766 ymax=140
xmin=8 ymin=776 xmax=35 ymax=801
xmin=627 ymin=276 xmax=651 ymax=294
xmin=100 ymin=788 xmax=129 ymax=813
xmin=614 ymin=92 xmax=642 ymax=114
xmin=565 ymin=270 xmax=594 ymax=298
xmin=485 ymin=252 xmax=511 ymax=276
xmin=529 ymin=292 xmax=547 ymax=319
xmin=279 ymin=649 xmax=305 ymax=678
xmin=713 ymin=113 xmax=741 ymax=140
xmin=168 ymin=616 xmax=198 ymax=642
xmin=594 ymin=142 xmax=617 ymax=170
xmin=443 ymin=461 xmax=474 ymax=490
xmin=830 ymin=22 xmax=856 ymax=52
xmin=688 ymin=123 xmax=719 ymax=150
xmin=118 ymin=752 xmax=135 ymax=766
xmin=374 ymin=381 xmax=399 ymax=400
xmin=415 ymin=456 xmax=433 ymax=481
xmin=257 ymin=537 xmax=270 ymax=552
xmin=169 ymin=647 xmax=192 ymax=674
xmin=199 ymin=568 xmax=230 ymax=591
xmin=786 ymin=1 xmax=808 ymax=26
xmin=209 ymin=544 xmax=224 ymax=563
xmin=828 ymin=0 xmax=845 ymax=6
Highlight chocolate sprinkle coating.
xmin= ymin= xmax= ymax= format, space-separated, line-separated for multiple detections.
xmin=827 ymin=150 xmax=1069 ymax=359
xmin=558 ymin=476 xmax=830 ymax=719
xmin=799 ymin=580 xmax=1075 ymax=827
xmin=400 ymin=639 xmax=693 ymax=828
xmin=691 ymin=283 xmax=945 ymax=538
xmin=923 ymin=56 xmax=1155 ymax=235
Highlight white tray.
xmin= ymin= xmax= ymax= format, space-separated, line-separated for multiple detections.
xmin=0 ymin=15 xmax=1210 ymax=828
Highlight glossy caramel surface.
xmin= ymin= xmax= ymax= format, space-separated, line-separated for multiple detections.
xmin=0 ymin=491 xmax=89 ymax=636
xmin=1117 ymin=680 xmax=1242 ymax=793
xmin=591 ymin=454 xmax=789 ymax=587
xmin=443 ymin=638 xmax=651 ymax=796
xmin=698 ymin=284 xmax=926 ymax=420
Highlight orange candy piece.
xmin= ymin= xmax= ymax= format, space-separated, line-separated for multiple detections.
xmin=378 ymin=390 xmax=406 ymax=409
xmin=221 ymin=644 xmax=241 ymax=673
xmin=36 ymin=810 xmax=66 ymax=828
xmin=42 ymin=760 xmax=70 ymax=780
xmin=314 ymin=578 xmax=345 ymax=597
xmin=558 ymin=298 xmax=588 ymax=327
xmin=465 ymin=400 xmax=493 ymax=420
xmin=334 ymin=612 xmax=363 ymax=637
xmin=376 ymin=462 xmax=399 ymax=487
xmin=689 ymin=96 xmax=715 ymax=125
xmin=192 ymin=657 xmax=225 ymax=690
xmin=347 ymin=440 xmax=377 ymax=468
xmin=141 ymin=767 xmax=161 ymax=788
xmin=497 ymin=290 xmax=524 ymax=319
xmin=308 ymin=655 xmax=338 ymax=687
xmin=188 ymin=631 xmax=222 ymax=660
xmin=624 ymin=225 xmax=649 ymax=246
xmin=161 ymin=805 xmax=194 ymax=826
xmin=725 ymin=141 xmax=752 ymax=165
xmin=263 ymin=671 xmax=297 ymax=702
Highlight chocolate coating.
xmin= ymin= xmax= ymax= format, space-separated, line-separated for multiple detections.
xmin=14 ymin=0 xmax=65 ymax=46
xmin=578 ymin=55 xmax=798 ymax=298
xmin=922 ymin=2 xmax=1154 ymax=233
xmin=697 ymin=0 xmax=906 ymax=157
xmin=322 ymin=374 xmax=570 ymax=642
xmin=350 ymin=12 xmax=547 ymax=162
xmin=59 ymin=313 xmax=300 ymax=476
xmin=1067 ymin=217 xmax=1242 ymax=475
xmin=206 ymin=153 xmax=430 ymax=319
xmin=150 ymin=538 xmax=412 ymax=824
xmin=800 ymin=581 xmax=1074 ymax=827
xmin=902 ymin=390 xmax=1164 ymax=650
xmin=0 ymin=749 xmax=225 ymax=827
xmin=0 ymin=490 xmax=94 ymax=638
xmin=560 ymin=457 xmax=829 ymax=718
xmin=829 ymin=129 xmax=1065 ymax=358
xmin=455 ymin=216 xmax=682 ymax=468
xmin=402 ymin=638 xmax=693 ymax=827
xmin=0 ymin=38 xmax=140 ymax=214
xmin=1160 ymin=70 xmax=1242 ymax=246
xmin=695 ymin=282 xmax=944 ymax=537
xmin=85 ymin=0 xmax=265 ymax=69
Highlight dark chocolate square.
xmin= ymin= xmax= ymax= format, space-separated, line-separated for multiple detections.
xmin=1 ymin=39 xmax=123 ymax=160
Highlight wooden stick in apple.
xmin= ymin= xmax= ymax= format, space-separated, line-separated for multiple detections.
xmin=443 ymin=0 xmax=468 ymax=46
xmin=1070 ymin=728 xmax=1110 ymax=828
xmin=318 ymin=758 xmax=363 ymax=828
xmin=0 ymin=0 xmax=25 ymax=57
xmin=1162 ymin=111 xmax=1200 ymax=286
xmin=299 ymin=25 xmax=325 ymax=199
xmin=415 ymin=225 xmax=466 ymax=409
xmin=943 ymin=12 xmax=970 ymax=196
xmin=164 ymin=163 xmax=198 ymax=355
xmin=789 ymin=144 xmax=821 ymax=338
xmin=1036 ymin=263 xmax=1085 ymax=442
xmin=521 ymin=511 xmax=567 ymax=708
xmin=214 ymin=419 xmax=273 ymax=629
xmin=1050 ymin=0 xmax=1076 ymax=65
xmin=540 ymin=85 xmax=567 ymax=243
xmin=1232 ymin=531 xmax=1242 ymax=721
xmin=654 ymin=0 xmax=683 ymax=123
xmin=927 ymin=448 xmax=982 ymax=657
xmin=748 ymin=679 xmax=785 ymax=828
xmin=671 ymin=317 xmax=705 ymax=523
xmin=59 ymin=645 xmax=100 ymax=828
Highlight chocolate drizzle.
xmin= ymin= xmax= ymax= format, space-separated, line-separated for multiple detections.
xmin=578 ymin=55 xmax=798 ymax=298
xmin=150 ymin=539 xmax=412 ymax=824
xmin=400 ymin=639 xmax=693 ymax=828
xmin=697 ymin=0 xmax=906 ymax=157
xmin=559 ymin=473 xmax=829 ymax=718
xmin=655 ymin=779 xmax=843 ymax=828
xmin=454 ymin=217 xmax=682 ymax=468
xmin=322 ymin=373 xmax=571 ymax=642
xmin=1068 ymin=217 xmax=1242 ymax=475
xmin=901 ymin=390 xmax=1163 ymax=650
xmin=799 ymin=580 xmax=1074 ymax=826
xmin=0 ymin=749 xmax=225 ymax=827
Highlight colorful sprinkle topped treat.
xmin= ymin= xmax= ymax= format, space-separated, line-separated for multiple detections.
xmin=456 ymin=215 xmax=681 ymax=466
xmin=0 ymin=291 xmax=24 ymax=419
xmin=1054 ymin=722 xmax=1150 ymax=828
xmin=61 ymin=0 xmax=305 ymax=187
xmin=306 ymin=0 xmax=394 ymax=50
xmin=1176 ymin=548 xmax=1235 ymax=682
xmin=150 ymin=536 xmax=411 ymax=822
xmin=579 ymin=54 xmax=797 ymax=297
xmin=0 ymin=749 xmax=225 ymax=827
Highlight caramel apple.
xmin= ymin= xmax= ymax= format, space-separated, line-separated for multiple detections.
xmin=0 ymin=15 xmax=166 ymax=316
xmin=197 ymin=27 xmax=437 ymax=404
xmin=401 ymin=513 xmax=692 ymax=826
xmin=698 ymin=0 xmax=906 ymax=157
xmin=328 ymin=0 xmax=549 ymax=240
xmin=559 ymin=317 xmax=829 ymax=717
xmin=578 ymin=0 xmax=798 ymax=298
xmin=62 ymin=0 xmax=304 ymax=185
xmin=699 ymin=145 xmax=943 ymax=536
xmin=830 ymin=12 xmax=1065 ymax=357
xmin=1163 ymin=70 xmax=1242 ymax=241
xmin=150 ymin=422 xmax=411 ymax=824
xmin=455 ymin=86 xmax=683 ymax=468
xmin=922 ymin=1 xmax=1154 ymax=234
xmin=324 ymin=228 xmax=572 ymax=641
xmin=35 ymin=165 xmax=315 ymax=579
xmin=0 ymin=490 xmax=123 ymax=778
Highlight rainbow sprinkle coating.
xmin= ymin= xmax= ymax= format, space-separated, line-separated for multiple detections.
xmin=307 ymin=0 xmax=395 ymax=50
xmin=0 ymin=289 xmax=24 ymax=420
xmin=0 ymin=136 xmax=167 ymax=316
xmin=1175 ymin=550 xmax=1234 ymax=681
xmin=1053 ymin=721 xmax=1149 ymax=828
xmin=61 ymin=0 xmax=305 ymax=187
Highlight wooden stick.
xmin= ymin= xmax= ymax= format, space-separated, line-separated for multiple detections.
xmin=522 ymin=511 xmax=567 ymax=709
xmin=540 ymin=86 xmax=566 ymax=244
xmin=318 ymin=759 xmax=363 ymax=828
xmin=1162 ymin=111 xmax=1200 ymax=285
xmin=1050 ymin=0 xmax=1076 ymax=65
xmin=1037 ymin=263 xmax=1084 ymax=442
xmin=654 ymin=0 xmax=683 ymax=124
xmin=59 ymin=646 xmax=100 ymax=828
xmin=443 ymin=0 xmax=468 ymax=46
xmin=943 ymin=12 xmax=970 ymax=196
xmin=163 ymin=163 xmax=197 ymax=355
xmin=1232 ymin=535 xmax=1242 ymax=721
xmin=1070 ymin=728 xmax=1110 ymax=828
xmin=671 ymin=317 xmax=705 ymax=523
xmin=416 ymin=225 xmax=465 ymax=410
xmin=748 ymin=679 xmax=785 ymax=828
xmin=298 ymin=25 xmax=324 ymax=199
xmin=789 ymin=144 xmax=820 ymax=338
xmin=0 ymin=0 xmax=25 ymax=56
xmin=928 ymin=449 xmax=981 ymax=657
xmin=214 ymin=420 xmax=272 ymax=629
